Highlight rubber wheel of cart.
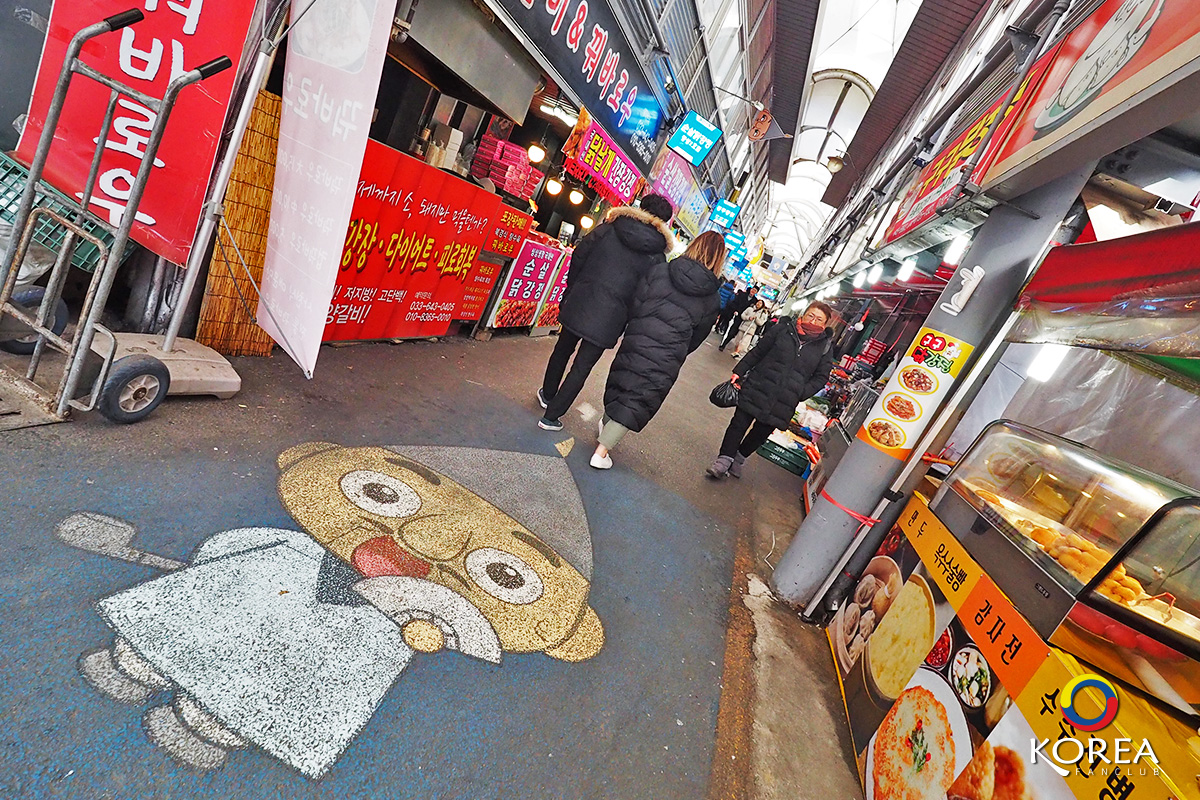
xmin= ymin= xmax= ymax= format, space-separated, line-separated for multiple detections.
xmin=98 ymin=355 xmax=170 ymax=424
xmin=0 ymin=287 xmax=70 ymax=355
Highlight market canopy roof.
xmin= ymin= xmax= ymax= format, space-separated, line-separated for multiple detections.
xmin=1011 ymin=221 xmax=1200 ymax=358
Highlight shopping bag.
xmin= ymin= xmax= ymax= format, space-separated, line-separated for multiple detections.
xmin=709 ymin=379 xmax=739 ymax=408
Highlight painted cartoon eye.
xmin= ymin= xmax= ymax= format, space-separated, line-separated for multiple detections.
xmin=340 ymin=471 xmax=422 ymax=517
xmin=465 ymin=548 xmax=544 ymax=605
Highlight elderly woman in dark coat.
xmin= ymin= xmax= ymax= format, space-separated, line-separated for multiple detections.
xmin=706 ymin=302 xmax=835 ymax=479
xmin=588 ymin=231 xmax=727 ymax=469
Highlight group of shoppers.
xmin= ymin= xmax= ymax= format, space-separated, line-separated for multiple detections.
xmin=536 ymin=192 xmax=834 ymax=477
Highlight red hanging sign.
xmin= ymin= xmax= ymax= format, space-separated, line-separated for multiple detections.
xmin=16 ymin=0 xmax=255 ymax=265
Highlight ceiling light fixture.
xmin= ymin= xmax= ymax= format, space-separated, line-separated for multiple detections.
xmin=569 ymin=188 xmax=585 ymax=205
xmin=545 ymin=177 xmax=562 ymax=195
xmin=944 ymin=234 xmax=971 ymax=266
xmin=867 ymin=263 xmax=883 ymax=284
xmin=528 ymin=143 xmax=547 ymax=164
xmin=853 ymin=271 xmax=866 ymax=288
xmin=580 ymin=215 xmax=594 ymax=229
xmin=897 ymin=257 xmax=917 ymax=282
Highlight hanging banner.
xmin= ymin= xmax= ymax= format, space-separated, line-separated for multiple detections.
xmin=881 ymin=55 xmax=1052 ymax=246
xmin=667 ymin=110 xmax=723 ymax=167
xmin=486 ymin=0 xmax=664 ymax=174
xmin=534 ymin=250 xmax=572 ymax=327
xmin=856 ymin=327 xmax=975 ymax=459
xmin=709 ymin=199 xmax=740 ymax=228
xmin=486 ymin=239 xmax=563 ymax=328
xmin=323 ymin=140 xmax=503 ymax=340
xmin=562 ymin=107 xmax=642 ymax=204
xmin=985 ymin=0 xmax=1200 ymax=187
xmin=15 ymin=0 xmax=255 ymax=265
xmin=258 ymin=0 xmax=394 ymax=376
xmin=648 ymin=148 xmax=707 ymax=237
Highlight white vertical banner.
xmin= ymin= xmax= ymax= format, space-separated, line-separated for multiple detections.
xmin=259 ymin=0 xmax=393 ymax=376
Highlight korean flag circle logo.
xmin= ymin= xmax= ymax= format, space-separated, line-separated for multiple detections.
xmin=1061 ymin=674 xmax=1119 ymax=732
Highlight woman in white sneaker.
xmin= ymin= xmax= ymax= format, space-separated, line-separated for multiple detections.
xmin=589 ymin=232 xmax=726 ymax=469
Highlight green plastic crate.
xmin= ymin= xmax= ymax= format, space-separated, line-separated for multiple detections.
xmin=1 ymin=151 xmax=117 ymax=273
xmin=756 ymin=439 xmax=811 ymax=478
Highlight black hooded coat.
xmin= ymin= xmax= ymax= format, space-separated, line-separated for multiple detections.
xmin=732 ymin=317 xmax=834 ymax=429
xmin=558 ymin=206 xmax=675 ymax=349
xmin=603 ymin=257 xmax=722 ymax=432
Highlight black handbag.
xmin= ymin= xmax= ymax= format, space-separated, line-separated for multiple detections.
xmin=709 ymin=379 xmax=739 ymax=408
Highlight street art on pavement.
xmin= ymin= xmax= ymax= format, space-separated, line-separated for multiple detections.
xmin=57 ymin=444 xmax=603 ymax=778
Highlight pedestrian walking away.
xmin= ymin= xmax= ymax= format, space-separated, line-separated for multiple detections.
xmin=590 ymin=232 xmax=726 ymax=469
xmin=712 ymin=279 xmax=736 ymax=332
xmin=718 ymin=285 xmax=758 ymax=350
xmin=537 ymin=194 xmax=676 ymax=430
xmin=732 ymin=299 xmax=770 ymax=358
xmin=707 ymin=302 xmax=835 ymax=479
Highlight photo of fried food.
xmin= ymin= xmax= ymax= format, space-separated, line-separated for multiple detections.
xmin=872 ymin=686 xmax=956 ymax=800
xmin=948 ymin=741 xmax=994 ymax=800
xmin=868 ymin=419 xmax=906 ymax=449
xmin=884 ymin=393 xmax=921 ymax=421
xmin=992 ymin=746 xmax=1033 ymax=800
xmin=899 ymin=366 xmax=937 ymax=395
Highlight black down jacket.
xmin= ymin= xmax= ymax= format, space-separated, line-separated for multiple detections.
xmin=558 ymin=206 xmax=675 ymax=348
xmin=733 ymin=317 xmax=834 ymax=429
xmin=603 ymin=257 xmax=722 ymax=432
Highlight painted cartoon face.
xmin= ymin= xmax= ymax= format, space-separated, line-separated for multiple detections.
xmin=276 ymin=443 xmax=602 ymax=661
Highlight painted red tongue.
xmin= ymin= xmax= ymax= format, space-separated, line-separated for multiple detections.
xmin=351 ymin=535 xmax=432 ymax=579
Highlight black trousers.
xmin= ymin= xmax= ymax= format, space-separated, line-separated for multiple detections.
xmin=714 ymin=307 xmax=736 ymax=334
xmin=542 ymin=329 xmax=605 ymax=420
xmin=719 ymin=318 xmax=741 ymax=348
xmin=719 ymin=407 xmax=775 ymax=458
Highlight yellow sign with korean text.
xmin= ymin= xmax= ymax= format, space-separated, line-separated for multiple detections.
xmin=857 ymin=327 xmax=975 ymax=459
xmin=898 ymin=495 xmax=982 ymax=611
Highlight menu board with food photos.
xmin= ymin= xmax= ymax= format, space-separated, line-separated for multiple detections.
xmin=857 ymin=327 xmax=974 ymax=459
xmin=831 ymin=495 xmax=1188 ymax=800
xmin=484 ymin=239 xmax=564 ymax=328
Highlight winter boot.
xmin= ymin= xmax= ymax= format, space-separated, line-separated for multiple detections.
xmin=706 ymin=455 xmax=733 ymax=479
xmin=729 ymin=452 xmax=746 ymax=478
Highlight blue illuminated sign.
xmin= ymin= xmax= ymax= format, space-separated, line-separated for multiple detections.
xmin=710 ymin=199 xmax=741 ymax=228
xmin=667 ymin=111 xmax=723 ymax=167
xmin=723 ymin=231 xmax=745 ymax=250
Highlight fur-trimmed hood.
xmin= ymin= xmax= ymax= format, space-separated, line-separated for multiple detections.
xmin=604 ymin=206 xmax=676 ymax=254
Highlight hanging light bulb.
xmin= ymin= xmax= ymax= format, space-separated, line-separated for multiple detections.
xmin=528 ymin=142 xmax=547 ymax=163
xmin=867 ymin=263 xmax=883 ymax=284
xmin=853 ymin=271 xmax=866 ymax=288
xmin=943 ymin=234 xmax=971 ymax=266
xmin=569 ymin=188 xmax=585 ymax=205
xmin=580 ymin=215 xmax=594 ymax=230
xmin=897 ymin=257 xmax=917 ymax=282
xmin=545 ymin=177 xmax=562 ymax=195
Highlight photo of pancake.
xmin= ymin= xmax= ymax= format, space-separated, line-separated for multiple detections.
xmin=884 ymin=393 xmax=921 ymax=421
xmin=866 ymin=575 xmax=935 ymax=701
xmin=867 ymin=419 xmax=906 ymax=449
xmin=899 ymin=366 xmax=938 ymax=395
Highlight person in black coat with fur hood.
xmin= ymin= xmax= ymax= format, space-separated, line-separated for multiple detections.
xmin=538 ymin=194 xmax=676 ymax=430
xmin=588 ymin=232 xmax=727 ymax=469
xmin=707 ymin=301 xmax=835 ymax=479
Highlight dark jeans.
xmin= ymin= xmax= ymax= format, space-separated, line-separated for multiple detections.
xmin=719 ymin=407 xmax=775 ymax=458
xmin=542 ymin=329 xmax=605 ymax=420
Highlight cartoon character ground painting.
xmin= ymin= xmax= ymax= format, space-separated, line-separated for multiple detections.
xmin=57 ymin=444 xmax=603 ymax=778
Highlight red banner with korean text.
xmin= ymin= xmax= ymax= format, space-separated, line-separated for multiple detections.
xmin=454 ymin=206 xmax=533 ymax=322
xmin=323 ymin=140 xmax=502 ymax=341
xmin=16 ymin=0 xmax=255 ymax=265
xmin=486 ymin=239 xmax=564 ymax=328
xmin=534 ymin=250 xmax=572 ymax=327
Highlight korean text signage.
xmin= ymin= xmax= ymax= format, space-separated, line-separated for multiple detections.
xmin=459 ymin=207 xmax=534 ymax=322
xmin=566 ymin=110 xmax=642 ymax=203
xmin=882 ymin=56 xmax=1051 ymax=245
xmin=667 ymin=110 xmax=722 ymax=167
xmin=259 ymin=0 xmax=394 ymax=376
xmin=648 ymin=148 xmax=707 ymax=236
xmin=857 ymin=327 xmax=974 ymax=458
xmin=484 ymin=206 xmax=533 ymax=258
xmin=16 ymin=0 xmax=255 ymax=264
xmin=324 ymin=140 xmax=502 ymax=341
xmin=534 ymin=250 xmax=572 ymax=327
xmin=985 ymin=0 xmax=1200 ymax=186
xmin=491 ymin=0 xmax=664 ymax=174
xmin=487 ymin=239 xmax=563 ymax=327
xmin=710 ymin=199 xmax=740 ymax=229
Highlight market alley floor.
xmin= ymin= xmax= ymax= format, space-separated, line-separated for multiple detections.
xmin=0 ymin=330 xmax=862 ymax=800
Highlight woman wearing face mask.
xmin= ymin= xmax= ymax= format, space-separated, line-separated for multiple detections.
xmin=707 ymin=302 xmax=835 ymax=479
xmin=732 ymin=299 xmax=770 ymax=358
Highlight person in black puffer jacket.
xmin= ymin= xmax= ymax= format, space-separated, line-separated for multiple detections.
xmin=538 ymin=194 xmax=676 ymax=430
xmin=706 ymin=301 xmax=835 ymax=479
xmin=588 ymin=232 xmax=727 ymax=469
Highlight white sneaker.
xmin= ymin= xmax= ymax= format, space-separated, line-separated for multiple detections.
xmin=590 ymin=451 xmax=613 ymax=470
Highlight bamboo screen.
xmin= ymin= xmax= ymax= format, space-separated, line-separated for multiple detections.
xmin=195 ymin=90 xmax=282 ymax=357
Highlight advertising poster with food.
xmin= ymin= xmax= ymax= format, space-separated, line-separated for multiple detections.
xmin=534 ymin=251 xmax=572 ymax=328
xmin=486 ymin=239 xmax=564 ymax=328
xmin=947 ymin=704 xmax=1074 ymax=800
xmin=858 ymin=328 xmax=975 ymax=458
xmin=323 ymin=140 xmax=502 ymax=341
